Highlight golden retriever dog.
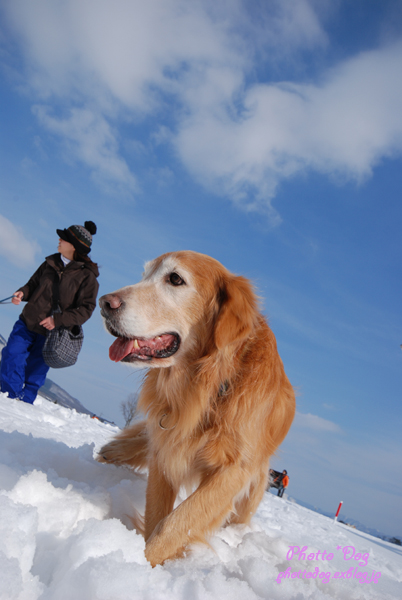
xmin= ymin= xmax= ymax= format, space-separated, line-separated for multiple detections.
xmin=98 ymin=251 xmax=295 ymax=567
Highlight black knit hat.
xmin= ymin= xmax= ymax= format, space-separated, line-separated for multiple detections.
xmin=57 ymin=221 xmax=97 ymax=254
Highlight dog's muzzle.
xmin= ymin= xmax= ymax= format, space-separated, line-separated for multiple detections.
xmin=99 ymin=293 xmax=181 ymax=363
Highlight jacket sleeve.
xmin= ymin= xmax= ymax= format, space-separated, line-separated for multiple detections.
xmin=53 ymin=271 xmax=99 ymax=329
xmin=17 ymin=262 xmax=47 ymax=302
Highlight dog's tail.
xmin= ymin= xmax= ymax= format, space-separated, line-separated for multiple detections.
xmin=127 ymin=508 xmax=145 ymax=538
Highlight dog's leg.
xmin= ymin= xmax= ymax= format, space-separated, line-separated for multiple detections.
xmin=144 ymin=466 xmax=247 ymax=566
xmin=144 ymin=456 xmax=176 ymax=543
xmin=228 ymin=470 xmax=268 ymax=525
xmin=97 ymin=420 xmax=148 ymax=469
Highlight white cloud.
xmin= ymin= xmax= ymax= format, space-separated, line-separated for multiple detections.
xmin=32 ymin=105 xmax=137 ymax=193
xmin=2 ymin=0 xmax=402 ymax=217
xmin=293 ymin=411 xmax=341 ymax=433
xmin=175 ymin=41 xmax=402 ymax=213
xmin=237 ymin=0 xmax=329 ymax=57
xmin=3 ymin=0 xmax=242 ymax=108
xmin=0 ymin=215 xmax=41 ymax=268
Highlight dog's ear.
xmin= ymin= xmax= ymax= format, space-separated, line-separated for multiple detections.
xmin=214 ymin=275 xmax=257 ymax=350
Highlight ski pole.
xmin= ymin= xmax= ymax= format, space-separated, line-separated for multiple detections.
xmin=0 ymin=295 xmax=15 ymax=304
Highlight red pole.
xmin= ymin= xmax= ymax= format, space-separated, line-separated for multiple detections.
xmin=334 ymin=501 xmax=343 ymax=522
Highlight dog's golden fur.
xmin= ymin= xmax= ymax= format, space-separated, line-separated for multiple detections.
xmin=98 ymin=251 xmax=295 ymax=566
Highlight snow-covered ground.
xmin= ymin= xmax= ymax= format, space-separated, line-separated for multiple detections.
xmin=0 ymin=392 xmax=401 ymax=600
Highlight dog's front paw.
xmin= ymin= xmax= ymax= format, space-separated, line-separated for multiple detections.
xmin=144 ymin=543 xmax=164 ymax=567
xmin=97 ymin=439 xmax=127 ymax=464
xmin=145 ymin=521 xmax=186 ymax=567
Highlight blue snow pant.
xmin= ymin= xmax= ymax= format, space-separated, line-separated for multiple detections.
xmin=0 ymin=318 xmax=49 ymax=404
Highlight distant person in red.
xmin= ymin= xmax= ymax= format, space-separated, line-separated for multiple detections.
xmin=277 ymin=470 xmax=289 ymax=498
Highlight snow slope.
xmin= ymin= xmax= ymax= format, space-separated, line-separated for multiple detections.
xmin=0 ymin=392 xmax=401 ymax=600
xmin=0 ymin=333 xmax=99 ymax=419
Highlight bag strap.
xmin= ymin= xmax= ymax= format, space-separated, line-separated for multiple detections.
xmin=51 ymin=268 xmax=62 ymax=315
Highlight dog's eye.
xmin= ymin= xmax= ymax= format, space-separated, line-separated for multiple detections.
xmin=168 ymin=272 xmax=185 ymax=286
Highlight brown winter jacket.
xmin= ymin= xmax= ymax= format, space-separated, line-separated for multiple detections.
xmin=18 ymin=253 xmax=99 ymax=336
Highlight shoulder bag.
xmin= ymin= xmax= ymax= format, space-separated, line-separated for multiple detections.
xmin=42 ymin=268 xmax=84 ymax=368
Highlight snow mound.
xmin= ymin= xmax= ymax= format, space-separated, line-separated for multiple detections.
xmin=0 ymin=392 xmax=401 ymax=599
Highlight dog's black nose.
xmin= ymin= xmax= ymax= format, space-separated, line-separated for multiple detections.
xmin=99 ymin=294 xmax=123 ymax=314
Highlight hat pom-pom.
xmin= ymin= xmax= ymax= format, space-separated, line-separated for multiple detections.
xmin=85 ymin=221 xmax=97 ymax=235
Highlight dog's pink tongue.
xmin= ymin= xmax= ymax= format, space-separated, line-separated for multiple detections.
xmin=109 ymin=338 xmax=134 ymax=362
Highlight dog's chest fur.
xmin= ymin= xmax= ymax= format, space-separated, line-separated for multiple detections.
xmin=149 ymin=422 xmax=208 ymax=490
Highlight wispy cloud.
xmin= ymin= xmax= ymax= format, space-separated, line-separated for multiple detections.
xmin=175 ymin=41 xmax=402 ymax=216
xmin=33 ymin=106 xmax=138 ymax=193
xmin=2 ymin=0 xmax=402 ymax=218
xmin=294 ymin=411 xmax=341 ymax=433
xmin=0 ymin=214 xmax=41 ymax=268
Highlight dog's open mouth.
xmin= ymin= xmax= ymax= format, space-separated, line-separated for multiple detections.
xmin=109 ymin=333 xmax=180 ymax=362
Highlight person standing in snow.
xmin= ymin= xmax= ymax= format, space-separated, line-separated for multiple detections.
xmin=0 ymin=221 xmax=99 ymax=404
xmin=277 ymin=470 xmax=289 ymax=498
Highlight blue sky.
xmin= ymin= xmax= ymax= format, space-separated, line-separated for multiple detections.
xmin=0 ymin=0 xmax=401 ymax=538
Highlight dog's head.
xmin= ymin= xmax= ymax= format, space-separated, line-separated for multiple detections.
xmin=99 ymin=251 xmax=258 ymax=368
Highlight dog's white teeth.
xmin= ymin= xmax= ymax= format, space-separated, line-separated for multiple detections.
xmin=133 ymin=339 xmax=139 ymax=349
xmin=156 ymin=336 xmax=162 ymax=341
